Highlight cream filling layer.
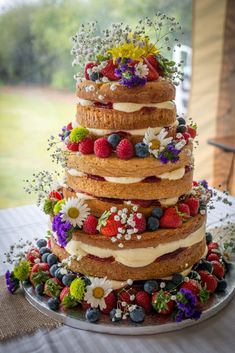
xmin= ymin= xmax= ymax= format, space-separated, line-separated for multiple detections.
xmin=67 ymin=167 xmax=185 ymax=183
xmin=65 ymin=222 xmax=205 ymax=268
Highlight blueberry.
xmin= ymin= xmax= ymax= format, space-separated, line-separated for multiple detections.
xmin=144 ymin=280 xmax=158 ymax=294
xmin=177 ymin=117 xmax=186 ymax=125
xmin=177 ymin=124 xmax=187 ymax=133
xmin=216 ymin=279 xmax=227 ymax=292
xmin=224 ymin=261 xmax=233 ymax=273
xmin=130 ymin=306 xmax=145 ymax=323
xmin=40 ymin=247 xmax=51 ymax=255
xmin=147 ymin=217 xmax=159 ymax=231
xmin=85 ymin=308 xmax=101 ymax=323
xmin=206 ymin=232 xmax=213 ymax=244
xmin=41 ymin=253 xmax=50 ymax=263
xmin=62 ymin=273 xmax=76 ymax=286
xmin=196 ymin=261 xmax=213 ymax=273
xmin=134 ymin=142 xmax=149 ymax=158
xmin=47 ymin=254 xmax=58 ymax=267
xmin=82 ymin=276 xmax=92 ymax=286
xmin=48 ymin=297 xmax=60 ymax=311
xmin=107 ymin=134 xmax=121 ymax=148
xmin=90 ymin=72 xmax=99 ymax=81
xmin=172 ymin=273 xmax=184 ymax=285
xmin=36 ymin=239 xmax=47 ymax=248
xmin=35 ymin=283 xmax=44 ymax=296
xmin=64 ymin=130 xmax=71 ymax=138
xmin=165 ymin=281 xmax=176 ymax=291
xmin=55 ymin=268 xmax=64 ymax=281
xmin=151 ymin=207 xmax=163 ymax=219
xmin=50 ymin=264 xmax=59 ymax=277
xmin=109 ymin=308 xmax=122 ymax=322
xmin=188 ymin=271 xmax=201 ymax=280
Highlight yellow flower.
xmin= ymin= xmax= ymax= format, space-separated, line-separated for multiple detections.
xmin=108 ymin=35 xmax=159 ymax=62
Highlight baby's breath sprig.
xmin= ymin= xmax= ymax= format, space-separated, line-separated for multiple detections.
xmin=47 ymin=135 xmax=68 ymax=167
xmin=23 ymin=170 xmax=61 ymax=206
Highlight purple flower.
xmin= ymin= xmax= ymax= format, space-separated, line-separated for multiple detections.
xmin=52 ymin=213 xmax=73 ymax=247
xmin=159 ymin=143 xmax=181 ymax=164
xmin=5 ymin=270 xmax=20 ymax=294
xmin=59 ymin=126 xmax=69 ymax=142
xmin=199 ymin=179 xmax=209 ymax=190
xmin=175 ymin=288 xmax=202 ymax=322
xmin=114 ymin=58 xmax=147 ymax=88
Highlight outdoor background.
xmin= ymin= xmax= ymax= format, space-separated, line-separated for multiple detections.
xmin=0 ymin=0 xmax=192 ymax=208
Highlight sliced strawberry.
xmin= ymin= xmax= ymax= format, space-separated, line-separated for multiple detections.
xmin=101 ymin=60 xmax=118 ymax=81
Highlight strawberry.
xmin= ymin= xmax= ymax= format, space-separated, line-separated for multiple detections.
xmin=182 ymin=132 xmax=191 ymax=143
xmin=83 ymin=215 xmax=98 ymax=235
xmin=101 ymin=292 xmax=117 ymax=314
xmin=207 ymin=253 xmax=220 ymax=262
xmin=199 ymin=271 xmax=217 ymax=292
xmin=44 ymin=278 xmax=63 ymax=298
xmin=187 ymin=126 xmax=197 ymax=139
xmin=84 ymin=62 xmax=98 ymax=80
xmin=67 ymin=142 xmax=79 ymax=152
xmin=48 ymin=191 xmax=62 ymax=201
xmin=211 ymin=260 xmax=225 ymax=279
xmin=97 ymin=211 xmax=122 ymax=237
xmin=26 ymin=248 xmax=40 ymax=264
xmin=152 ymin=290 xmax=174 ymax=315
xmin=30 ymin=263 xmax=50 ymax=286
xmin=79 ymin=137 xmax=94 ymax=155
xmin=101 ymin=59 xmax=118 ymax=81
xmin=160 ymin=207 xmax=182 ymax=228
xmin=180 ymin=279 xmax=200 ymax=296
xmin=60 ymin=286 xmax=78 ymax=308
xmin=116 ymin=138 xmax=134 ymax=160
xmin=66 ymin=122 xmax=73 ymax=131
xmin=207 ymin=242 xmax=219 ymax=253
xmin=135 ymin=291 xmax=152 ymax=313
xmin=60 ymin=286 xmax=70 ymax=302
xmin=178 ymin=203 xmax=190 ymax=220
xmin=143 ymin=56 xmax=159 ymax=81
xmin=133 ymin=213 xmax=146 ymax=233
xmin=185 ymin=197 xmax=199 ymax=216
xmin=94 ymin=137 xmax=112 ymax=158
xmin=119 ymin=289 xmax=136 ymax=304
xmin=193 ymin=181 xmax=199 ymax=187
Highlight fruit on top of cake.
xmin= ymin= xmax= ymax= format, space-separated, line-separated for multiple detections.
xmin=144 ymin=56 xmax=160 ymax=81
xmin=79 ymin=137 xmax=94 ymax=154
xmin=152 ymin=290 xmax=174 ymax=314
xmin=130 ymin=305 xmax=145 ymax=323
xmin=67 ymin=142 xmax=79 ymax=152
xmin=100 ymin=59 xmax=118 ymax=81
xmin=26 ymin=248 xmax=40 ymax=264
xmin=180 ymin=279 xmax=200 ymax=297
xmin=160 ymin=207 xmax=183 ymax=228
xmin=116 ymin=138 xmax=134 ymax=160
xmin=84 ymin=62 xmax=98 ymax=80
xmin=185 ymin=197 xmax=200 ymax=216
xmin=135 ymin=142 xmax=150 ymax=158
xmin=198 ymin=271 xmax=217 ymax=292
xmin=107 ymin=133 xmax=121 ymax=148
xmin=94 ymin=137 xmax=112 ymax=158
xmin=147 ymin=216 xmax=160 ymax=231
xmin=132 ymin=213 xmax=146 ymax=233
xmin=83 ymin=215 xmax=98 ymax=234
xmin=97 ymin=211 xmax=123 ymax=237
xmin=151 ymin=207 xmax=163 ymax=219
xmin=211 ymin=261 xmax=225 ymax=279
xmin=135 ymin=291 xmax=152 ymax=313
xmin=101 ymin=291 xmax=117 ymax=314
xmin=48 ymin=191 xmax=62 ymax=202
xmin=177 ymin=203 xmax=190 ymax=220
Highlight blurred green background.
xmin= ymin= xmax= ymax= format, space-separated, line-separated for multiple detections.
xmin=0 ymin=0 xmax=192 ymax=208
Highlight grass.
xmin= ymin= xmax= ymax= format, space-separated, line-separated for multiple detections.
xmin=0 ymin=86 xmax=75 ymax=208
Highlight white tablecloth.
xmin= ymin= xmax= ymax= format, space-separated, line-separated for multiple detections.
xmin=0 ymin=193 xmax=235 ymax=353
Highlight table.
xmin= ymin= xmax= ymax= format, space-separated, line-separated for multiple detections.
xmin=1 ymin=193 xmax=235 ymax=353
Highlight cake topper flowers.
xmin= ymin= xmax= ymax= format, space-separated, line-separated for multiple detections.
xmin=71 ymin=13 xmax=184 ymax=87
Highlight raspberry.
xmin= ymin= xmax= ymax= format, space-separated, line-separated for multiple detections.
xmin=185 ymin=197 xmax=199 ymax=216
xmin=211 ymin=260 xmax=225 ymax=279
xmin=79 ymin=137 xmax=94 ymax=155
xmin=116 ymin=139 xmax=134 ymax=160
xmin=133 ymin=213 xmax=146 ymax=233
xmin=101 ymin=292 xmax=117 ymax=314
xmin=135 ymin=291 xmax=152 ymax=313
xmin=83 ymin=215 xmax=98 ymax=235
xmin=94 ymin=137 xmax=112 ymax=158
xmin=67 ymin=142 xmax=79 ymax=152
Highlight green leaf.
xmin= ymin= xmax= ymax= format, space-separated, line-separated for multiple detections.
xmin=44 ymin=279 xmax=62 ymax=297
xmin=62 ymin=294 xmax=79 ymax=308
xmin=199 ymin=288 xmax=210 ymax=303
xmin=32 ymin=271 xmax=50 ymax=285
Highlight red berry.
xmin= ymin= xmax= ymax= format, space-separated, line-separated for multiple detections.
xmin=152 ymin=291 xmax=174 ymax=315
xmin=187 ymin=126 xmax=197 ymax=139
xmin=94 ymin=137 xmax=112 ymax=158
xmin=31 ymin=263 xmax=50 ymax=273
xmin=207 ymin=242 xmax=219 ymax=253
xmin=133 ymin=213 xmax=146 ymax=233
xmin=100 ymin=59 xmax=118 ymax=81
xmin=44 ymin=278 xmax=62 ymax=297
xmin=26 ymin=248 xmax=40 ymax=264
xmin=185 ymin=197 xmax=199 ymax=216
xmin=84 ymin=62 xmax=97 ymax=80
xmin=79 ymin=137 xmax=94 ymax=155
xmin=101 ymin=292 xmax=117 ymax=314
xmin=66 ymin=122 xmax=73 ymax=131
xmin=178 ymin=203 xmax=190 ymax=220
xmin=116 ymin=138 xmax=134 ymax=160
xmin=67 ymin=142 xmax=79 ymax=151
xmin=98 ymin=213 xmax=122 ymax=237
xmin=207 ymin=253 xmax=220 ymax=262
xmin=48 ymin=191 xmax=62 ymax=201
xmin=193 ymin=181 xmax=199 ymax=186
xmin=182 ymin=132 xmax=191 ymax=143
xmin=211 ymin=260 xmax=225 ymax=279
xmin=83 ymin=215 xmax=98 ymax=235
xmin=144 ymin=56 xmax=160 ymax=81
xmin=199 ymin=270 xmax=217 ymax=292
xmin=160 ymin=207 xmax=182 ymax=228
xmin=181 ymin=279 xmax=200 ymax=296
xmin=60 ymin=286 xmax=70 ymax=302
xmin=135 ymin=291 xmax=152 ymax=313
xmin=119 ymin=290 xmax=136 ymax=304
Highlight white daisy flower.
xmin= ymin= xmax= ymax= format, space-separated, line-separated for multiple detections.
xmin=134 ymin=61 xmax=149 ymax=78
xmin=143 ymin=127 xmax=173 ymax=158
xmin=84 ymin=277 xmax=112 ymax=310
xmin=60 ymin=197 xmax=90 ymax=227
